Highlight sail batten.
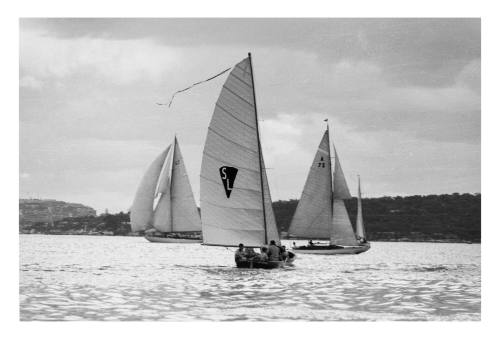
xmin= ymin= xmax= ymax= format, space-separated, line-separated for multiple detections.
xmin=200 ymin=56 xmax=280 ymax=247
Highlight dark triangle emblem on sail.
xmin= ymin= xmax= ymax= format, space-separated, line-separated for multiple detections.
xmin=219 ymin=166 xmax=238 ymax=198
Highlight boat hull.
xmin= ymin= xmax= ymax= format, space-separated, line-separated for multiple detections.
xmin=144 ymin=235 xmax=202 ymax=243
xmin=293 ymin=243 xmax=370 ymax=255
xmin=235 ymin=260 xmax=285 ymax=269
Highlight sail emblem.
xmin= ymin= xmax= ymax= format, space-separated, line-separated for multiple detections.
xmin=318 ymin=156 xmax=326 ymax=168
xmin=219 ymin=166 xmax=238 ymax=198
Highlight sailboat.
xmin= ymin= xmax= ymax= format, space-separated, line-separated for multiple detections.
xmin=355 ymin=175 xmax=368 ymax=244
xmin=130 ymin=136 xmax=202 ymax=243
xmin=47 ymin=207 xmax=55 ymax=228
xmin=200 ymin=53 xmax=291 ymax=268
xmin=289 ymin=125 xmax=370 ymax=254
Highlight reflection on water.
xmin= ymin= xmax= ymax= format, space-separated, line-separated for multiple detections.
xmin=20 ymin=235 xmax=480 ymax=321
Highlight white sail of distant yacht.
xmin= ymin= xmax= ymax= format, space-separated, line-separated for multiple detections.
xmin=356 ymin=175 xmax=366 ymax=240
xmin=47 ymin=207 xmax=55 ymax=228
xmin=288 ymin=130 xmax=332 ymax=239
xmin=200 ymin=54 xmax=281 ymax=250
xmin=130 ymin=136 xmax=201 ymax=242
xmin=290 ymin=125 xmax=370 ymax=254
xmin=330 ymin=145 xmax=359 ymax=246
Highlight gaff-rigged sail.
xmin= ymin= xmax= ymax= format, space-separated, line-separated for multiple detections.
xmin=200 ymin=56 xmax=279 ymax=247
xmin=288 ymin=130 xmax=332 ymax=239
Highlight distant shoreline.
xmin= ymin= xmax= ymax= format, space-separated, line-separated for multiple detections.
xmin=19 ymin=193 xmax=481 ymax=244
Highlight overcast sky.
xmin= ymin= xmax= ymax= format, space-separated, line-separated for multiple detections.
xmin=19 ymin=18 xmax=480 ymax=213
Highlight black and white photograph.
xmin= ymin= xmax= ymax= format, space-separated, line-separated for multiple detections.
xmin=10 ymin=5 xmax=491 ymax=331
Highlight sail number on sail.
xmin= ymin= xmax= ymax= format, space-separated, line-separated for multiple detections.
xmin=219 ymin=166 xmax=238 ymax=198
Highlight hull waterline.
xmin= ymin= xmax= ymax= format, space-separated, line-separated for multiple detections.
xmin=145 ymin=235 xmax=202 ymax=243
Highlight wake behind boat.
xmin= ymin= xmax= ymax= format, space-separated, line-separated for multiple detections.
xmin=130 ymin=136 xmax=202 ymax=243
xmin=289 ymin=126 xmax=370 ymax=255
xmin=200 ymin=53 xmax=295 ymax=268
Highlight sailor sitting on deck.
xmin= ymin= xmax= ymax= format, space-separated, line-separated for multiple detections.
xmin=267 ymin=240 xmax=281 ymax=261
xmin=256 ymin=247 xmax=268 ymax=262
xmin=244 ymin=247 xmax=258 ymax=259
xmin=235 ymin=243 xmax=246 ymax=262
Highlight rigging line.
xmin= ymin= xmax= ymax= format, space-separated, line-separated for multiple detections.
xmin=157 ymin=66 xmax=232 ymax=108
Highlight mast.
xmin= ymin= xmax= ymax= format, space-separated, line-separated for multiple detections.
xmin=248 ymin=52 xmax=268 ymax=245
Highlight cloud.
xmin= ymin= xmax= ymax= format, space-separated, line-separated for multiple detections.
xmin=20 ymin=30 xmax=181 ymax=85
xmin=20 ymin=172 xmax=31 ymax=179
xmin=19 ymin=19 xmax=481 ymax=212
xmin=22 ymin=18 xmax=479 ymax=86
xmin=20 ymin=76 xmax=43 ymax=90
xmin=456 ymin=59 xmax=481 ymax=93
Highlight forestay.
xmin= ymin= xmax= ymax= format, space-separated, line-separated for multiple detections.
xmin=130 ymin=145 xmax=171 ymax=232
xmin=288 ymin=130 xmax=332 ymax=239
xmin=200 ymin=57 xmax=279 ymax=247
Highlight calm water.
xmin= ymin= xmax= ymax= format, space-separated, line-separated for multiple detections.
xmin=20 ymin=235 xmax=480 ymax=321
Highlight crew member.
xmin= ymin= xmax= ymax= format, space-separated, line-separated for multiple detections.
xmin=235 ymin=243 xmax=246 ymax=262
xmin=267 ymin=240 xmax=281 ymax=261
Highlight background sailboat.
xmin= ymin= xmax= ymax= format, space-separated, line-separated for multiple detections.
xmin=289 ymin=125 xmax=370 ymax=254
xmin=200 ymin=54 xmax=286 ymax=268
xmin=130 ymin=136 xmax=202 ymax=243
xmin=356 ymin=175 xmax=368 ymax=243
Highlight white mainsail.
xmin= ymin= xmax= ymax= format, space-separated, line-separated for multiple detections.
xmin=355 ymin=175 xmax=366 ymax=240
xmin=130 ymin=145 xmax=171 ymax=232
xmin=330 ymin=146 xmax=358 ymax=246
xmin=288 ymin=130 xmax=332 ymax=239
xmin=200 ymin=55 xmax=280 ymax=247
xmin=170 ymin=136 xmax=203 ymax=232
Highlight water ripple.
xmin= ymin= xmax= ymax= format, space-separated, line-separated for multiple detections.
xmin=20 ymin=235 xmax=480 ymax=321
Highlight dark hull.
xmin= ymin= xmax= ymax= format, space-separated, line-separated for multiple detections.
xmin=145 ymin=235 xmax=202 ymax=243
xmin=235 ymin=260 xmax=285 ymax=269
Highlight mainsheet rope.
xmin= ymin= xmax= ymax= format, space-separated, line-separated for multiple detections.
xmin=157 ymin=66 xmax=232 ymax=108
